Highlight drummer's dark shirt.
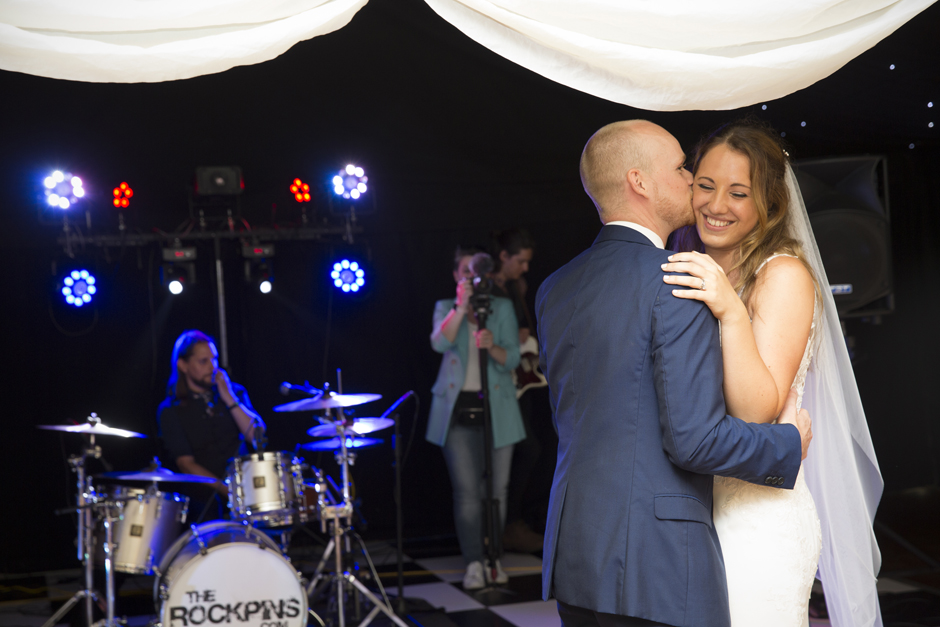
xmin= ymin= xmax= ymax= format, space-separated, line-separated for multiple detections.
xmin=157 ymin=383 xmax=251 ymax=479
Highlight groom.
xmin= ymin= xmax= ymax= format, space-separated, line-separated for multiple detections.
xmin=535 ymin=120 xmax=812 ymax=627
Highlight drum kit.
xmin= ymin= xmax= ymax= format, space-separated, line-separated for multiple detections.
xmin=38 ymin=381 xmax=411 ymax=627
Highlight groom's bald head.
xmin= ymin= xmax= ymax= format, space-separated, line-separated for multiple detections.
xmin=580 ymin=120 xmax=671 ymax=221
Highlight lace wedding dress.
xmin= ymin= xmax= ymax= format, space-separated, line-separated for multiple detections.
xmin=713 ymin=253 xmax=823 ymax=627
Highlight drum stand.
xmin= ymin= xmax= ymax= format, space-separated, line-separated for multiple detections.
xmin=43 ymin=430 xmax=123 ymax=627
xmin=305 ymin=422 xmax=409 ymax=627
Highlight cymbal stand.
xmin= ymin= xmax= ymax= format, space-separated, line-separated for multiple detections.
xmin=305 ymin=416 xmax=408 ymax=627
xmin=97 ymin=501 xmax=122 ymax=627
xmin=41 ymin=415 xmax=104 ymax=627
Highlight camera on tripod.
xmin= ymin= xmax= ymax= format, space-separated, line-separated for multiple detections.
xmin=468 ymin=252 xmax=494 ymax=314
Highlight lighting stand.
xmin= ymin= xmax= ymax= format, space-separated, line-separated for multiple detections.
xmin=304 ymin=420 xmax=408 ymax=627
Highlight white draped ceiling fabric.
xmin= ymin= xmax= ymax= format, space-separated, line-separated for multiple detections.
xmin=0 ymin=0 xmax=936 ymax=110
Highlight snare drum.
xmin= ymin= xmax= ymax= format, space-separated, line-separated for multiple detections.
xmin=95 ymin=486 xmax=189 ymax=574
xmin=155 ymin=522 xmax=307 ymax=627
xmin=227 ymin=452 xmax=307 ymax=527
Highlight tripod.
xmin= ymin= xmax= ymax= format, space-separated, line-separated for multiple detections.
xmin=470 ymin=289 xmax=504 ymax=586
xmin=305 ymin=416 xmax=409 ymax=627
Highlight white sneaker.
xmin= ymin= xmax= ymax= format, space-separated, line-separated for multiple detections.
xmin=484 ymin=559 xmax=509 ymax=585
xmin=463 ymin=561 xmax=485 ymax=590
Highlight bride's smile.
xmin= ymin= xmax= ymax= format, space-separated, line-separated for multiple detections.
xmin=693 ymin=143 xmax=760 ymax=261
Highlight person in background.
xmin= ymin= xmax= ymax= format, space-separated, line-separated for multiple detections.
xmin=426 ymin=246 xmax=526 ymax=589
xmin=491 ymin=229 xmax=547 ymax=553
xmin=157 ymin=329 xmax=265 ymax=522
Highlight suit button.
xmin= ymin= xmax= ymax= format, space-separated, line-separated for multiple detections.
xmin=494 ymin=384 xmax=500 ymax=390
xmin=777 ymin=477 xmax=785 ymax=486
xmin=765 ymin=477 xmax=773 ymax=485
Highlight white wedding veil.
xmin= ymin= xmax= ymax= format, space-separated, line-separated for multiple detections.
xmin=786 ymin=165 xmax=885 ymax=627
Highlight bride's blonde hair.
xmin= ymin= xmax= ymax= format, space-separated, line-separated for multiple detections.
xmin=670 ymin=120 xmax=818 ymax=307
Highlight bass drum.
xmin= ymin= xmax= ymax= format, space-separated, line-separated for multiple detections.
xmin=155 ymin=522 xmax=308 ymax=627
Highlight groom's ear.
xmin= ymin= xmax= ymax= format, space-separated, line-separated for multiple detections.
xmin=626 ymin=168 xmax=650 ymax=198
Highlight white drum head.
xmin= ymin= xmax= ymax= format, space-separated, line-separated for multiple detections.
xmin=162 ymin=542 xmax=306 ymax=627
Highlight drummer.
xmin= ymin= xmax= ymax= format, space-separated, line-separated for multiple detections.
xmin=157 ymin=330 xmax=266 ymax=522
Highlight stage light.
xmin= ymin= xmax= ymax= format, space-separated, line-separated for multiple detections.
xmin=331 ymin=259 xmax=366 ymax=293
xmin=60 ymin=269 xmax=97 ymax=308
xmin=161 ymin=247 xmax=196 ymax=295
xmin=290 ymin=178 xmax=311 ymax=203
xmin=113 ymin=182 xmax=133 ymax=208
xmin=43 ymin=170 xmax=84 ymax=210
xmin=332 ymin=165 xmax=368 ymax=200
xmin=242 ymin=244 xmax=274 ymax=294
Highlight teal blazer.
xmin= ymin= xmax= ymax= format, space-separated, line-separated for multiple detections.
xmin=425 ymin=296 xmax=525 ymax=449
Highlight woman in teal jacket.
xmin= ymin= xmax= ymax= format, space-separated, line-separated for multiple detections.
xmin=426 ymin=246 xmax=525 ymax=590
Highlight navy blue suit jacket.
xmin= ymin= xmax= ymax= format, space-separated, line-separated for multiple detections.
xmin=536 ymin=225 xmax=802 ymax=627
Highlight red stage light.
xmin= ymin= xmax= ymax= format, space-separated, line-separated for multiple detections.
xmin=290 ymin=178 xmax=311 ymax=202
xmin=113 ymin=182 xmax=133 ymax=208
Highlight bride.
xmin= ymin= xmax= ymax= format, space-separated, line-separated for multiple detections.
xmin=661 ymin=120 xmax=883 ymax=626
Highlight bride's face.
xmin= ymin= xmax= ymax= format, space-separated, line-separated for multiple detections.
xmin=693 ymin=144 xmax=760 ymax=254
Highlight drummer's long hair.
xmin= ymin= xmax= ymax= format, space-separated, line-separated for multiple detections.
xmin=167 ymin=330 xmax=218 ymax=401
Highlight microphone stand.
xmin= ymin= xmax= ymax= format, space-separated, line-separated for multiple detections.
xmin=471 ymin=292 xmax=502 ymax=586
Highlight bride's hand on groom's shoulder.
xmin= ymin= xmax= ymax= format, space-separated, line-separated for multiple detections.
xmin=661 ymin=251 xmax=746 ymax=323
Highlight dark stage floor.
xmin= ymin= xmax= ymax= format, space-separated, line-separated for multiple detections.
xmin=2 ymin=488 xmax=939 ymax=627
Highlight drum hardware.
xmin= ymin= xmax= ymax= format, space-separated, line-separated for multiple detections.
xmin=280 ymin=373 xmax=406 ymax=627
xmin=306 ymin=417 xmax=394 ymax=438
xmin=37 ymin=413 xmax=145 ymax=627
xmin=299 ymin=437 xmax=382 ymax=452
xmin=304 ymin=426 xmax=406 ymax=627
xmin=273 ymin=381 xmax=382 ymax=413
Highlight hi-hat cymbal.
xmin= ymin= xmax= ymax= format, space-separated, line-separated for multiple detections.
xmin=97 ymin=468 xmax=217 ymax=484
xmin=273 ymin=392 xmax=382 ymax=412
xmin=299 ymin=437 xmax=383 ymax=452
xmin=37 ymin=422 xmax=146 ymax=438
xmin=307 ymin=417 xmax=394 ymax=438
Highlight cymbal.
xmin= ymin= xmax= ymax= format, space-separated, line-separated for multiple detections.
xmin=38 ymin=422 xmax=146 ymax=438
xmin=299 ymin=437 xmax=383 ymax=452
xmin=97 ymin=468 xmax=217 ymax=484
xmin=307 ymin=417 xmax=394 ymax=438
xmin=273 ymin=392 xmax=382 ymax=412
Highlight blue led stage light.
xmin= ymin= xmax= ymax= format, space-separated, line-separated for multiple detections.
xmin=61 ymin=269 xmax=97 ymax=308
xmin=331 ymin=165 xmax=368 ymax=200
xmin=330 ymin=259 xmax=366 ymax=293
xmin=44 ymin=170 xmax=84 ymax=210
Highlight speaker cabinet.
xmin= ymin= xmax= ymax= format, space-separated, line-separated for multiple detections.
xmin=195 ymin=166 xmax=244 ymax=196
xmin=793 ymin=156 xmax=893 ymax=318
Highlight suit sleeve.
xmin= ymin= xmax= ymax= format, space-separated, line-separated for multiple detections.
xmin=652 ymin=283 xmax=802 ymax=489
xmin=491 ymin=298 xmax=520 ymax=373
xmin=430 ymin=299 xmax=457 ymax=354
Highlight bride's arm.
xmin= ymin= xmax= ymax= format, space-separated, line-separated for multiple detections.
xmin=662 ymin=253 xmax=815 ymax=423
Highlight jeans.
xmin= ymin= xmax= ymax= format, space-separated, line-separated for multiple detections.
xmin=442 ymin=423 xmax=515 ymax=565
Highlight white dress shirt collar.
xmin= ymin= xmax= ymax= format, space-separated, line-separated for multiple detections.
xmin=604 ymin=221 xmax=665 ymax=249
